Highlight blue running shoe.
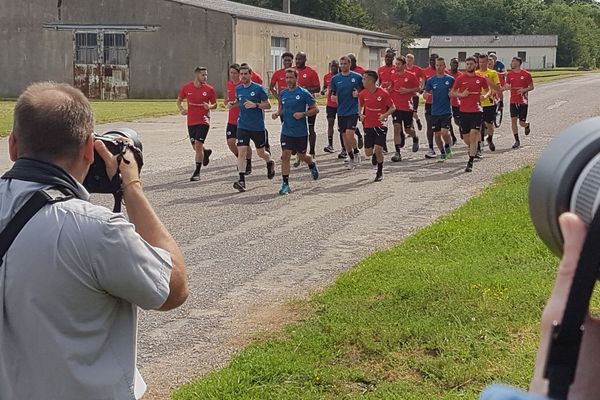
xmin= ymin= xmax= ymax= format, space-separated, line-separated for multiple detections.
xmin=310 ymin=164 xmax=319 ymax=180
xmin=279 ymin=182 xmax=291 ymax=195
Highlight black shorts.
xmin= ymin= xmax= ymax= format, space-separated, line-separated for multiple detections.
xmin=188 ymin=124 xmax=209 ymax=143
xmin=308 ymin=115 xmax=317 ymax=127
xmin=431 ymin=114 xmax=452 ymax=132
xmin=510 ymin=103 xmax=528 ymax=121
xmin=412 ymin=95 xmax=420 ymax=112
xmin=425 ymin=103 xmax=432 ymax=116
xmin=281 ymin=135 xmax=308 ymax=154
xmin=364 ymin=127 xmax=388 ymax=148
xmin=326 ymin=106 xmax=337 ymax=119
xmin=482 ymin=105 xmax=497 ymax=124
xmin=226 ymin=123 xmax=237 ymax=140
xmin=338 ymin=115 xmax=359 ymax=132
xmin=459 ymin=112 xmax=483 ymax=134
xmin=237 ymin=128 xmax=267 ymax=148
xmin=392 ymin=110 xmax=413 ymax=129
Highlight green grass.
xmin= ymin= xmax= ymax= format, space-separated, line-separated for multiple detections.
xmin=530 ymin=68 xmax=595 ymax=83
xmin=172 ymin=167 xmax=562 ymax=399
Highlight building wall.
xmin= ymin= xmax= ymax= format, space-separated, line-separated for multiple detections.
xmin=235 ymin=19 xmax=401 ymax=84
xmin=429 ymin=47 xmax=557 ymax=70
xmin=0 ymin=0 xmax=233 ymax=98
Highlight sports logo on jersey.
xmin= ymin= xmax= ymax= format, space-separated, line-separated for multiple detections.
xmin=351 ymin=78 xmax=356 ymax=83
xmin=296 ymin=95 xmax=301 ymax=100
xmin=520 ymin=76 xmax=525 ymax=80
xmin=303 ymin=74 xmax=307 ymax=78
xmin=445 ymin=81 xmax=450 ymax=85
xmin=404 ymin=78 xmax=409 ymax=82
xmin=250 ymin=92 xmax=256 ymax=96
xmin=377 ymin=96 xmax=382 ymax=101
xmin=202 ymin=92 xmax=207 ymax=96
xmin=476 ymin=80 xmax=481 ymax=84
xmin=433 ymin=85 xmax=438 ymax=90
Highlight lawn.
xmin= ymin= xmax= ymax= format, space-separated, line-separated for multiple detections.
xmin=172 ymin=167 xmax=566 ymax=399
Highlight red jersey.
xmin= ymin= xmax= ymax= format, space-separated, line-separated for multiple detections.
xmin=449 ymin=70 xmax=462 ymax=108
xmin=178 ymin=81 xmax=217 ymax=126
xmin=296 ymin=65 xmax=321 ymax=97
xmin=251 ymin=71 xmax=264 ymax=85
xmin=506 ymin=69 xmax=533 ymax=105
xmin=406 ymin=65 xmax=424 ymax=82
xmin=359 ymin=87 xmax=393 ymax=129
xmin=452 ymin=73 xmax=489 ymax=113
xmin=270 ymin=68 xmax=288 ymax=94
xmin=390 ymin=71 xmax=420 ymax=112
xmin=323 ymin=72 xmax=337 ymax=108
xmin=377 ymin=65 xmax=396 ymax=90
xmin=226 ymin=80 xmax=241 ymax=125
xmin=353 ymin=65 xmax=366 ymax=75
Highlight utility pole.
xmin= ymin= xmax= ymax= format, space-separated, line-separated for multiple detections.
xmin=283 ymin=0 xmax=291 ymax=13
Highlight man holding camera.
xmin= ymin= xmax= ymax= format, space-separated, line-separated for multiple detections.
xmin=0 ymin=82 xmax=188 ymax=399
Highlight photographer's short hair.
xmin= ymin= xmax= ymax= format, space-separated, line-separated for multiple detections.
xmin=13 ymin=82 xmax=93 ymax=162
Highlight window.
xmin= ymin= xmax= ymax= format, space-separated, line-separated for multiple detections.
xmin=270 ymin=36 xmax=289 ymax=72
xmin=518 ymin=51 xmax=527 ymax=62
xmin=75 ymin=32 xmax=98 ymax=64
xmin=103 ymin=33 xmax=127 ymax=65
xmin=369 ymin=47 xmax=379 ymax=70
xmin=458 ymin=51 xmax=467 ymax=62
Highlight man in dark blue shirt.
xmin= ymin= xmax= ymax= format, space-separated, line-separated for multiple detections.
xmin=271 ymin=69 xmax=320 ymax=195
xmin=330 ymin=55 xmax=363 ymax=170
xmin=230 ymin=65 xmax=276 ymax=192
xmin=424 ymin=57 xmax=455 ymax=161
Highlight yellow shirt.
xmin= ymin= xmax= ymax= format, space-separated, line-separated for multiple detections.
xmin=476 ymin=69 xmax=500 ymax=107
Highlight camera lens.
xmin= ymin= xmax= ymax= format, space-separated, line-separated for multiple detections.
xmin=102 ymin=128 xmax=143 ymax=152
xmin=529 ymin=117 xmax=600 ymax=257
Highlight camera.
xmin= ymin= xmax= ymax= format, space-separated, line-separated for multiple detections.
xmin=83 ymin=128 xmax=143 ymax=211
xmin=529 ymin=117 xmax=600 ymax=257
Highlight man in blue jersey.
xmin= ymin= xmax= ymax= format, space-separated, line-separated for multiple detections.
xmin=423 ymin=57 xmax=455 ymax=161
xmin=228 ymin=64 xmax=276 ymax=192
xmin=330 ymin=55 xmax=363 ymax=170
xmin=271 ymin=68 xmax=320 ymax=195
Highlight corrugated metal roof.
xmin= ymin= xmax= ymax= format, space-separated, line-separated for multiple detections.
xmin=165 ymin=0 xmax=397 ymax=38
xmin=429 ymin=35 xmax=558 ymax=48
xmin=407 ymin=38 xmax=430 ymax=49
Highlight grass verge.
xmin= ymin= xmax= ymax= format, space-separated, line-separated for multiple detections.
xmin=172 ymin=167 xmax=559 ymax=399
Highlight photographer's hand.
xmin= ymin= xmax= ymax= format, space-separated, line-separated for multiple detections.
xmin=530 ymin=213 xmax=600 ymax=399
xmin=94 ymin=140 xmax=139 ymax=184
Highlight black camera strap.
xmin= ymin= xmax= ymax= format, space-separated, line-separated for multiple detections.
xmin=0 ymin=189 xmax=73 ymax=261
xmin=544 ymin=210 xmax=600 ymax=399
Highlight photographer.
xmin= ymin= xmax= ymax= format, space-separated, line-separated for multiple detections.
xmin=0 ymin=82 xmax=188 ymax=399
xmin=482 ymin=213 xmax=600 ymax=400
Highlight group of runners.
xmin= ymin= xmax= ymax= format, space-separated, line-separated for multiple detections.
xmin=177 ymin=49 xmax=534 ymax=194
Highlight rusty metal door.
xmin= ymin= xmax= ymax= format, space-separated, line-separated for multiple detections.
xmin=73 ymin=31 xmax=129 ymax=99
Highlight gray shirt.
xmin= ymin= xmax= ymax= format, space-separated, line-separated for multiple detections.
xmin=0 ymin=179 xmax=173 ymax=399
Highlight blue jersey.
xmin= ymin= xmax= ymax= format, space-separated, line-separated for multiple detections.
xmin=493 ymin=60 xmax=506 ymax=73
xmin=236 ymin=82 xmax=269 ymax=131
xmin=280 ymin=86 xmax=316 ymax=137
xmin=424 ymin=74 xmax=455 ymax=116
xmin=329 ymin=72 xmax=363 ymax=117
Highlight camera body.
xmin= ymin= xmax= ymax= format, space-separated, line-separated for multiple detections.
xmin=83 ymin=128 xmax=144 ymax=195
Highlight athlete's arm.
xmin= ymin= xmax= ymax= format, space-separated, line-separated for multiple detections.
xmin=380 ymin=105 xmax=396 ymax=121
xmin=176 ymin=98 xmax=187 ymax=115
xmin=269 ymin=81 xmax=279 ymax=99
xmin=272 ymin=104 xmax=283 ymax=120
xmin=305 ymin=103 xmax=319 ymax=117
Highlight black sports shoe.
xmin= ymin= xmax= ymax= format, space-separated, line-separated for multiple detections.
xmin=375 ymin=172 xmax=383 ymax=182
xmin=267 ymin=160 xmax=275 ymax=179
xmin=233 ymin=180 xmax=246 ymax=192
xmin=338 ymin=149 xmax=347 ymax=159
xmin=399 ymin=132 xmax=406 ymax=148
xmin=371 ymin=154 xmax=377 ymax=166
xmin=512 ymin=140 xmax=521 ymax=149
xmin=245 ymin=160 xmax=252 ymax=175
xmin=357 ymin=134 xmax=364 ymax=149
xmin=475 ymin=149 xmax=483 ymax=159
xmin=487 ymin=137 xmax=496 ymax=152
xmin=416 ymin=119 xmax=423 ymax=131
xmin=465 ymin=161 xmax=473 ymax=173
xmin=203 ymin=149 xmax=212 ymax=166
xmin=525 ymin=123 xmax=531 ymax=136
xmin=324 ymin=145 xmax=335 ymax=153
xmin=190 ymin=173 xmax=200 ymax=182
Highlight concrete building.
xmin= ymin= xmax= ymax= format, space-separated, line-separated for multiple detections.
xmin=1 ymin=0 xmax=399 ymax=99
xmin=402 ymin=38 xmax=430 ymax=67
xmin=428 ymin=35 xmax=558 ymax=70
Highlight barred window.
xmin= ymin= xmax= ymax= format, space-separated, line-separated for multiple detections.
xmin=103 ymin=33 xmax=127 ymax=65
xmin=75 ymin=32 xmax=98 ymax=64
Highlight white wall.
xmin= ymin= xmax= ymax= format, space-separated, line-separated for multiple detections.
xmin=430 ymin=47 xmax=557 ymax=70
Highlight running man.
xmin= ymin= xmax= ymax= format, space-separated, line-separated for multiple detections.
xmin=449 ymin=58 xmax=462 ymax=140
xmin=423 ymin=57 xmax=455 ymax=161
xmin=177 ymin=66 xmax=217 ymax=182
xmin=295 ymin=52 xmax=321 ymax=158
xmin=505 ymin=56 xmax=533 ymax=149
xmin=451 ymin=56 xmax=489 ymax=173
xmin=422 ymin=53 xmax=442 ymax=158
xmin=271 ymin=68 xmax=320 ymax=195
xmin=405 ymin=53 xmax=424 ymax=131
xmin=321 ymin=60 xmax=340 ymax=154
xmin=230 ymin=64 xmax=276 ymax=192
xmin=224 ymin=64 xmax=253 ymax=175
xmin=389 ymin=55 xmax=420 ymax=162
xmin=269 ymin=51 xmax=295 ymax=104
xmin=359 ymin=70 xmax=395 ymax=181
xmin=348 ymin=53 xmax=365 ymax=150
xmin=330 ymin=55 xmax=363 ymax=170
xmin=378 ymin=49 xmax=396 ymax=90
xmin=476 ymin=53 xmax=501 ymax=153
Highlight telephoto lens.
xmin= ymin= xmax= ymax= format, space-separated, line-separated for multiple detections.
xmin=529 ymin=117 xmax=600 ymax=257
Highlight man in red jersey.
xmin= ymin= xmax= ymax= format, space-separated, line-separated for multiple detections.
xmin=449 ymin=58 xmax=462 ymax=142
xmin=359 ymin=70 xmax=395 ymax=181
xmin=321 ymin=59 xmax=340 ymax=154
xmin=405 ymin=53 xmax=424 ymax=131
xmin=224 ymin=64 xmax=252 ymax=175
xmin=389 ymin=55 xmax=421 ymax=162
xmin=269 ymin=51 xmax=295 ymax=107
xmin=378 ymin=50 xmax=396 ymax=90
xmin=295 ymin=52 xmax=321 ymax=158
xmin=504 ymin=56 xmax=534 ymax=149
xmin=177 ymin=66 xmax=217 ymax=182
xmin=450 ymin=56 xmax=489 ymax=173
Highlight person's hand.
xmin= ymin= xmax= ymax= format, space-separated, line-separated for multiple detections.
xmin=352 ymin=88 xmax=359 ymax=98
xmin=94 ymin=139 xmax=140 ymax=186
xmin=244 ymin=100 xmax=257 ymax=109
xmin=504 ymin=84 xmax=512 ymax=91
xmin=423 ymin=92 xmax=431 ymax=101
xmin=293 ymin=112 xmax=305 ymax=120
xmin=517 ymin=88 xmax=527 ymax=95
xmin=179 ymin=108 xmax=187 ymax=116
xmin=202 ymin=102 xmax=210 ymax=110
xmin=359 ymin=114 xmax=365 ymax=123
xmin=320 ymin=89 xmax=326 ymax=96
xmin=379 ymin=114 xmax=388 ymax=123
xmin=459 ymin=89 xmax=470 ymax=98
xmin=331 ymin=95 xmax=338 ymax=103
xmin=271 ymin=112 xmax=279 ymax=120
xmin=529 ymin=213 xmax=600 ymax=399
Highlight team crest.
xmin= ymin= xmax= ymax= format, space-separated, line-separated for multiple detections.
xmin=476 ymin=80 xmax=481 ymax=84
xmin=202 ymin=92 xmax=207 ymax=96
xmin=296 ymin=95 xmax=301 ymax=100
xmin=250 ymin=92 xmax=256 ymax=96
xmin=445 ymin=81 xmax=450 ymax=85
xmin=377 ymin=96 xmax=382 ymax=101
xmin=351 ymin=78 xmax=356 ymax=82
xmin=520 ymin=76 xmax=525 ymax=80
xmin=303 ymin=74 xmax=307 ymax=78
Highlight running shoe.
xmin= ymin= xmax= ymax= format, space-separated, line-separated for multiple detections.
xmin=445 ymin=147 xmax=453 ymax=160
xmin=425 ymin=149 xmax=436 ymax=159
xmin=412 ymin=137 xmax=420 ymax=153
xmin=202 ymin=149 xmax=212 ymax=166
xmin=437 ymin=153 xmax=447 ymax=163
xmin=267 ymin=160 xmax=276 ymax=179
xmin=310 ymin=164 xmax=319 ymax=180
xmin=245 ymin=160 xmax=252 ymax=175
xmin=338 ymin=149 xmax=347 ymax=159
xmin=475 ymin=149 xmax=483 ymax=159
xmin=375 ymin=172 xmax=383 ymax=182
xmin=391 ymin=152 xmax=402 ymax=162
xmin=512 ymin=140 xmax=521 ymax=149
xmin=190 ymin=173 xmax=200 ymax=182
xmin=465 ymin=161 xmax=473 ymax=173
xmin=279 ymin=182 xmax=291 ymax=195
xmin=357 ymin=134 xmax=364 ymax=149
xmin=487 ymin=137 xmax=496 ymax=152
xmin=324 ymin=145 xmax=335 ymax=153
xmin=346 ymin=159 xmax=355 ymax=170
xmin=416 ymin=119 xmax=423 ymax=131
xmin=399 ymin=132 xmax=406 ymax=148
xmin=233 ymin=180 xmax=246 ymax=192
xmin=525 ymin=123 xmax=531 ymax=136
xmin=293 ymin=155 xmax=301 ymax=168
xmin=355 ymin=153 xmax=361 ymax=165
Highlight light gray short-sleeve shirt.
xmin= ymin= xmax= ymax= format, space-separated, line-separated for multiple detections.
xmin=0 ymin=179 xmax=173 ymax=400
